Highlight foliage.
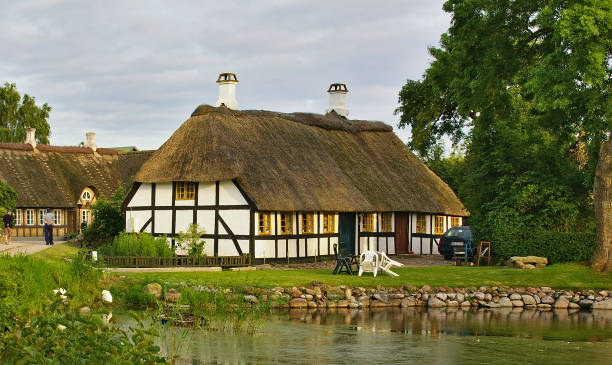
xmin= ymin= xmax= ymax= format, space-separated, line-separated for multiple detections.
xmin=175 ymin=223 xmax=207 ymax=257
xmin=0 ymin=181 xmax=17 ymax=218
xmin=422 ymin=146 xmax=467 ymax=195
xmin=99 ymin=232 xmax=174 ymax=257
xmin=396 ymin=0 xmax=610 ymax=249
xmin=489 ymin=228 xmax=596 ymax=264
xmin=0 ymin=82 xmax=52 ymax=144
xmin=83 ymin=184 xmax=128 ymax=246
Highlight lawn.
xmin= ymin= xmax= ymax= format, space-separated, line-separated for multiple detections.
xmin=34 ymin=244 xmax=612 ymax=289
xmin=120 ymin=263 xmax=612 ymax=290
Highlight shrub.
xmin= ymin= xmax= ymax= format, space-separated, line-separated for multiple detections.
xmin=98 ymin=232 xmax=174 ymax=257
xmin=175 ymin=223 xmax=206 ymax=257
xmin=491 ymin=230 xmax=596 ymax=264
xmin=83 ymin=184 xmax=128 ymax=247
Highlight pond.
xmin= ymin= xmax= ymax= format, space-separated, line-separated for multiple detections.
xmin=118 ymin=307 xmax=612 ymax=364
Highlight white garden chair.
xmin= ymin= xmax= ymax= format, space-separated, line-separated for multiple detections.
xmin=378 ymin=251 xmax=403 ymax=276
xmin=358 ymin=250 xmax=379 ymax=277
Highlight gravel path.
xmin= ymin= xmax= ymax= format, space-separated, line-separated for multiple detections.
xmin=0 ymin=238 xmax=66 ymax=256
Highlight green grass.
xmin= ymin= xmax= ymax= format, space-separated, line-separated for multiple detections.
xmin=32 ymin=242 xmax=80 ymax=262
xmin=120 ymin=263 xmax=612 ymax=290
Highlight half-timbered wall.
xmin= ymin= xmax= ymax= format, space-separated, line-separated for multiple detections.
xmin=357 ymin=213 xmax=396 ymax=255
xmin=12 ymin=208 xmax=69 ymax=237
xmin=408 ymin=214 xmax=463 ymax=255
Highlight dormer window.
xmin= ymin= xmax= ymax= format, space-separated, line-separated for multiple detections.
xmin=82 ymin=191 xmax=92 ymax=200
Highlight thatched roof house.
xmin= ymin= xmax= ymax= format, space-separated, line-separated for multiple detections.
xmin=0 ymin=130 xmax=150 ymax=237
xmin=136 ymin=105 xmax=467 ymax=216
xmin=124 ymin=75 xmax=468 ymax=259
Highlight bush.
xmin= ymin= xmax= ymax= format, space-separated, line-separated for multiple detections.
xmin=83 ymin=184 xmax=128 ymax=247
xmin=175 ymin=223 xmax=206 ymax=257
xmin=491 ymin=231 xmax=596 ymax=264
xmin=98 ymin=232 xmax=174 ymax=257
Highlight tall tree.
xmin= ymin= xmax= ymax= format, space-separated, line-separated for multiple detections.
xmin=396 ymin=0 xmax=611 ymax=270
xmin=0 ymin=82 xmax=51 ymax=144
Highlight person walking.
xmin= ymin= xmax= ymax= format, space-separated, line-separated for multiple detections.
xmin=43 ymin=208 xmax=55 ymax=245
xmin=3 ymin=209 xmax=13 ymax=245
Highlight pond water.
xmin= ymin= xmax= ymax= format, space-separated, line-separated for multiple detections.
xmin=119 ymin=308 xmax=612 ymax=364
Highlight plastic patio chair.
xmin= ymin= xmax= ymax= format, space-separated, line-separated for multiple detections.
xmin=378 ymin=251 xmax=403 ymax=276
xmin=358 ymin=250 xmax=379 ymax=277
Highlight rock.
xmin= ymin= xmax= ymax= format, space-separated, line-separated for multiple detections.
xmin=370 ymin=300 xmax=390 ymax=308
xmin=533 ymin=295 xmax=541 ymax=304
xmin=326 ymin=301 xmax=336 ymax=308
xmin=568 ymin=302 xmax=580 ymax=309
xmin=428 ymin=297 xmax=446 ymax=308
xmin=358 ymin=296 xmax=371 ymax=307
xmin=63 ymin=257 xmax=73 ymax=263
xmin=421 ymin=285 xmax=432 ymax=293
xmin=461 ymin=301 xmax=471 ymax=307
xmin=304 ymin=294 xmax=313 ymax=301
xmin=553 ymin=296 xmax=570 ymax=309
xmin=509 ymin=293 xmax=522 ymax=301
xmin=326 ymin=287 xmax=343 ymax=299
xmin=143 ymin=283 xmax=163 ymax=299
xmin=579 ymin=299 xmax=594 ymax=309
xmin=400 ymin=298 xmax=417 ymax=307
xmin=474 ymin=292 xmax=485 ymax=301
xmin=291 ymin=287 xmax=303 ymax=298
xmin=593 ymin=298 xmax=612 ymax=310
xmin=456 ymin=293 xmax=465 ymax=303
xmin=540 ymin=296 xmax=554 ymax=305
xmin=524 ymin=264 xmax=536 ymax=269
xmin=390 ymin=299 xmax=402 ymax=307
xmin=521 ymin=295 xmax=536 ymax=305
xmin=307 ymin=301 xmax=318 ymax=308
xmin=498 ymin=297 xmax=513 ymax=307
xmin=436 ymin=293 xmax=448 ymax=301
xmin=243 ymin=295 xmax=259 ymax=304
xmin=373 ymin=293 xmax=389 ymax=303
xmin=511 ymin=300 xmax=524 ymax=307
xmin=165 ymin=289 xmax=181 ymax=303
xmin=345 ymin=288 xmax=352 ymax=299
xmin=79 ymin=306 xmax=91 ymax=314
xmin=509 ymin=256 xmax=548 ymax=267
xmin=348 ymin=301 xmax=359 ymax=308
xmin=447 ymin=301 xmax=459 ymax=307
xmin=599 ymin=290 xmax=608 ymax=298
xmin=289 ymin=298 xmax=307 ymax=308
xmin=337 ymin=300 xmax=349 ymax=308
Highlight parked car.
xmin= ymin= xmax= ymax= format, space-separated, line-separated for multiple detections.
xmin=438 ymin=226 xmax=473 ymax=260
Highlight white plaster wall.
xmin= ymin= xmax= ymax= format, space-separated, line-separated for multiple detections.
xmin=127 ymin=183 xmax=151 ymax=207
xmin=217 ymin=239 xmax=237 ymax=256
xmin=287 ymin=239 xmax=298 ymax=257
xmin=306 ymin=238 xmax=318 ymax=256
xmin=176 ymin=198 xmax=194 ymax=206
xmin=203 ymin=240 xmax=214 ymax=256
xmin=238 ymin=240 xmax=249 ymax=255
xmin=198 ymin=182 xmax=215 ymax=205
xmin=387 ymin=237 xmax=396 ymax=255
xmin=175 ymin=210 xmax=193 ymax=233
xmin=277 ymin=239 xmax=287 ymax=257
xmin=219 ymin=210 xmax=250 ymax=235
xmin=219 ymin=180 xmax=247 ymax=205
xmin=125 ymin=211 xmax=151 ymax=233
xmin=255 ymin=240 xmax=275 ymax=259
xmin=196 ymin=210 xmax=215 ymax=234
xmin=154 ymin=210 xmax=172 ymax=233
xmin=155 ymin=183 xmax=172 ymax=206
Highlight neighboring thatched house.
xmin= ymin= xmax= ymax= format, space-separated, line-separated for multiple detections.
xmin=123 ymin=74 xmax=469 ymax=258
xmin=0 ymin=130 xmax=149 ymax=237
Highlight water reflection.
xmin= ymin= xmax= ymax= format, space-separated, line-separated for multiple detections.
xmin=117 ymin=308 xmax=612 ymax=364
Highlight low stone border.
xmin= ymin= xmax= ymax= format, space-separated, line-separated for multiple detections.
xmin=149 ymin=282 xmax=612 ymax=311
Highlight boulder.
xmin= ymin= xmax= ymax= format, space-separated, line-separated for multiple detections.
xmin=307 ymin=301 xmax=318 ymax=308
xmin=521 ymin=295 xmax=536 ymax=305
xmin=511 ymin=300 xmax=524 ymax=307
xmin=289 ymin=298 xmax=307 ymax=308
xmin=498 ymin=297 xmax=513 ymax=307
xmin=592 ymin=299 xmax=612 ymax=310
xmin=460 ymin=301 xmax=471 ymax=307
xmin=579 ymin=299 xmax=594 ymax=309
xmin=540 ymin=296 xmax=555 ymax=305
xmin=553 ymin=296 xmax=570 ymax=309
xmin=447 ymin=301 xmax=459 ymax=307
xmin=243 ymin=295 xmax=259 ymax=304
xmin=510 ymin=293 xmax=522 ymax=301
xmin=373 ymin=293 xmax=389 ymax=303
xmin=358 ymin=296 xmax=371 ymax=307
xmin=436 ymin=293 xmax=448 ymax=301
xmin=508 ymin=256 xmax=548 ymax=269
xmin=143 ymin=283 xmax=162 ymax=299
xmin=427 ymin=297 xmax=446 ymax=308
xmin=401 ymin=298 xmax=417 ymax=307
xmin=165 ymin=289 xmax=181 ymax=303
xmin=336 ymin=300 xmax=349 ymax=308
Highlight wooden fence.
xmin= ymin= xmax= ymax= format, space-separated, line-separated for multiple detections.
xmin=79 ymin=251 xmax=251 ymax=268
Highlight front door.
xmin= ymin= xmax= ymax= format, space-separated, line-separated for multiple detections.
xmin=67 ymin=210 xmax=76 ymax=233
xmin=339 ymin=213 xmax=356 ymax=255
xmin=395 ymin=212 xmax=409 ymax=253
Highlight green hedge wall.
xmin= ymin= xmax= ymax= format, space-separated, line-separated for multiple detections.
xmin=492 ymin=231 xmax=596 ymax=264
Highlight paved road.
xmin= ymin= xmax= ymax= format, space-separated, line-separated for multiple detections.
xmin=0 ymin=238 xmax=66 ymax=256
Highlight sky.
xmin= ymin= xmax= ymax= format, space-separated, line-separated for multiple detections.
xmin=0 ymin=0 xmax=451 ymax=150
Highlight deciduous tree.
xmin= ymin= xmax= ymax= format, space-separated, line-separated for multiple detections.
xmin=0 ymin=82 xmax=51 ymax=144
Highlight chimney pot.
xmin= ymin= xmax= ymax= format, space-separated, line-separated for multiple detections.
xmin=24 ymin=128 xmax=37 ymax=148
xmin=86 ymin=132 xmax=97 ymax=152
xmin=215 ymin=73 xmax=239 ymax=110
xmin=325 ymin=83 xmax=349 ymax=117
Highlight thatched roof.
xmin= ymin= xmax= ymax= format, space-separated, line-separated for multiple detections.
xmin=118 ymin=150 xmax=155 ymax=184
xmin=135 ymin=105 xmax=468 ymax=216
xmin=0 ymin=144 xmax=123 ymax=207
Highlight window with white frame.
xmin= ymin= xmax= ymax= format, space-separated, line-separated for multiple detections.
xmin=54 ymin=210 xmax=62 ymax=225
xmin=82 ymin=190 xmax=92 ymax=201
xmin=39 ymin=209 xmax=45 ymax=225
xmin=14 ymin=209 xmax=21 ymax=226
xmin=25 ymin=209 xmax=34 ymax=226
xmin=82 ymin=209 xmax=90 ymax=224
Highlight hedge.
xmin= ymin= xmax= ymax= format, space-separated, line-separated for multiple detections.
xmin=492 ymin=231 xmax=596 ymax=264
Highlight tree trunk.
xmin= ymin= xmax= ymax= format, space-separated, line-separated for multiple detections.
xmin=592 ymin=138 xmax=612 ymax=272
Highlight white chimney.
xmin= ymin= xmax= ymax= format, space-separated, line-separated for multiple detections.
xmin=86 ymin=132 xmax=97 ymax=152
xmin=325 ymin=83 xmax=349 ymax=118
xmin=24 ymin=128 xmax=37 ymax=148
xmin=215 ymin=73 xmax=239 ymax=110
